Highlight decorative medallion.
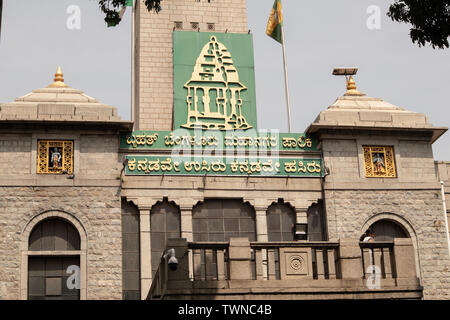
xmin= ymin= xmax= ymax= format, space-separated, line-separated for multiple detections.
xmin=37 ymin=140 xmax=73 ymax=174
xmin=283 ymin=250 xmax=310 ymax=276
xmin=289 ymin=255 xmax=304 ymax=271
xmin=363 ymin=146 xmax=396 ymax=178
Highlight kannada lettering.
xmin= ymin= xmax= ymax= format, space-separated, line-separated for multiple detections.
xmin=282 ymin=136 xmax=312 ymax=149
xmin=126 ymin=133 xmax=159 ymax=148
xmin=121 ymin=131 xmax=317 ymax=151
xmin=126 ymin=156 xmax=323 ymax=177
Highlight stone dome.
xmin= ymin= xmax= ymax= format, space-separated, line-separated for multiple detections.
xmin=0 ymin=67 xmax=132 ymax=129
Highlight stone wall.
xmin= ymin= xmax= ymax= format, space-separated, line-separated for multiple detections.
xmin=324 ymin=189 xmax=450 ymax=299
xmin=79 ymin=134 xmax=121 ymax=178
xmin=0 ymin=134 xmax=32 ymax=175
xmin=322 ymin=135 xmax=450 ymax=299
xmin=322 ymin=135 xmax=439 ymax=185
xmin=0 ymin=186 xmax=122 ymax=300
xmin=135 ymin=0 xmax=249 ymax=130
xmin=0 ymin=131 xmax=122 ymax=181
xmin=0 ymin=128 xmax=124 ymax=300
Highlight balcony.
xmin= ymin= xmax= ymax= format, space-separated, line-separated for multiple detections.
xmin=147 ymin=238 xmax=422 ymax=300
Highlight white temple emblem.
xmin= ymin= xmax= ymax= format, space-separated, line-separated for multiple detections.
xmin=182 ymin=36 xmax=252 ymax=131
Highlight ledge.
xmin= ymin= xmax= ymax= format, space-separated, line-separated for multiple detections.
xmin=157 ymin=278 xmax=423 ymax=300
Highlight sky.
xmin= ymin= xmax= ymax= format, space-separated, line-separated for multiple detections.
xmin=0 ymin=0 xmax=449 ymax=160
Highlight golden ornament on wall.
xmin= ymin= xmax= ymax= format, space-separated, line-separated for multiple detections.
xmin=363 ymin=146 xmax=396 ymax=178
xmin=37 ymin=140 xmax=73 ymax=174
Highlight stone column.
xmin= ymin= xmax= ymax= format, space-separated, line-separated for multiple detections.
xmin=338 ymin=239 xmax=363 ymax=279
xmin=246 ymin=198 xmax=274 ymax=242
xmin=228 ymin=238 xmax=252 ymax=280
xmin=255 ymin=207 xmax=269 ymax=280
xmin=255 ymin=207 xmax=268 ymax=242
xmin=290 ymin=199 xmax=313 ymax=226
xmin=295 ymin=207 xmax=308 ymax=225
xmin=139 ymin=209 xmax=152 ymax=300
xmin=180 ymin=207 xmax=193 ymax=242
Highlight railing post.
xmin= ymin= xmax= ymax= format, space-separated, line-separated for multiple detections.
xmin=228 ymin=238 xmax=252 ymax=280
xmin=338 ymin=239 xmax=363 ymax=279
xmin=393 ymin=238 xmax=417 ymax=279
xmin=327 ymin=248 xmax=337 ymax=279
xmin=166 ymin=238 xmax=190 ymax=281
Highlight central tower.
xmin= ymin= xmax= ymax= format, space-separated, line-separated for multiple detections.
xmin=133 ymin=0 xmax=249 ymax=130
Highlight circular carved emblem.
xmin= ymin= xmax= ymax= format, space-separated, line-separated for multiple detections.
xmin=289 ymin=255 xmax=304 ymax=271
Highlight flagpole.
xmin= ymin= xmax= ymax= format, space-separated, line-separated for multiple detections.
xmin=0 ymin=0 xmax=3 ymax=42
xmin=280 ymin=25 xmax=292 ymax=133
xmin=131 ymin=0 xmax=135 ymax=128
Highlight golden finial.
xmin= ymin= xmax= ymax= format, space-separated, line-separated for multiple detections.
xmin=47 ymin=66 xmax=69 ymax=88
xmin=345 ymin=76 xmax=363 ymax=96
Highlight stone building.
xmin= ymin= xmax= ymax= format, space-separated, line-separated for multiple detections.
xmin=0 ymin=0 xmax=449 ymax=300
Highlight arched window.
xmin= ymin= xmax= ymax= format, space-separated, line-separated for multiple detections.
xmin=368 ymin=219 xmax=409 ymax=241
xmin=121 ymin=199 xmax=140 ymax=300
xmin=307 ymin=201 xmax=325 ymax=241
xmin=150 ymin=200 xmax=181 ymax=276
xmin=28 ymin=218 xmax=81 ymax=300
xmin=192 ymin=199 xmax=256 ymax=242
xmin=266 ymin=202 xmax=296 ymax=241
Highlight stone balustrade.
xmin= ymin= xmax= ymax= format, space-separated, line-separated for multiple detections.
xmin=148 ymin=237 xmax=422 ymax=300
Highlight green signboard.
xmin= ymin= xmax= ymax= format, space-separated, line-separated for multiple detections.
xmin=120 ymin=32 xmax=322 ymax=177
xmin=125 ymin=156 xmax=323 ymax=177
xmin=173 ymin=31 xmax=258 ymax=131
xmin=120 ymin=131 xmax=318 ymax=152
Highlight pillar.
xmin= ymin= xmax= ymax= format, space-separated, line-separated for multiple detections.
xmin=139 ymin=209 xmax=152 ymax=300
xmin=338 ymin=239 xmax=363 ymax=279
xmin=228 ymin=238 xmax=253 ymax=280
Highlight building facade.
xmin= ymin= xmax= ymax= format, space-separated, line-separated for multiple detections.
xmin=0 ymin=0 xmax=449 ymax=300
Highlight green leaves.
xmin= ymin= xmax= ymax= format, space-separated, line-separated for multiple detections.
xmin=144 ymin=0 xmax=162 ymax=13
xmin=388 ymin=0 xmax=450 ymax=49
xmin=98 ymin=0 xmax=162 ymax=27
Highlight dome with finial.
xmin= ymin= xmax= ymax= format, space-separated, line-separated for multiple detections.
xmin=306 ymin=73 xmax=447 ymax=143
xmin=0 ymin=67 xmax=131 ymax=128
xmin=345 ymin=76 xmax=363 ymax=96
xmin=47 ymin=66 xmax=69 ymax=88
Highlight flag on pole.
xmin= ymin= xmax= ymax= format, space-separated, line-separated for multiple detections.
xmin=266 ymin=0 xmax=283 ymax=44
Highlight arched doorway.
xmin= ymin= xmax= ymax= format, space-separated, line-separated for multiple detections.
xmin=367 ymin=219 xmax=409 ymax=241
xmin=27 ymin=218 xmax=81 ymax=300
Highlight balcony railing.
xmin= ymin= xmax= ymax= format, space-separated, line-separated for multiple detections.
xmin=360 ymin=241 xmax=396 ymax=280
xmin=148 ymin=237 xmax=422 ymax=300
